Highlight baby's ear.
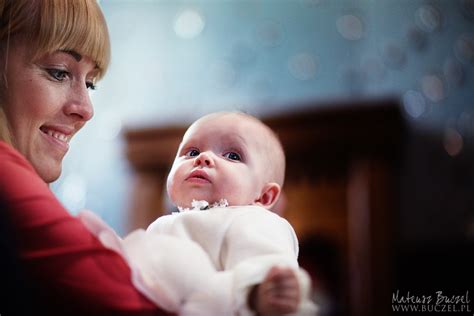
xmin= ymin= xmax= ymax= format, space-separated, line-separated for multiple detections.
xmin=255 ymin=183 xmax=281 ymax=209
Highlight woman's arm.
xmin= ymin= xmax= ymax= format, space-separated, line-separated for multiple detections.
xmin=0 ymin=141 xmax=172 ymax=316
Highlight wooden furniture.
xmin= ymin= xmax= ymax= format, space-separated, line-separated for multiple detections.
xmin=124 ymin=98 xmax=404 ymax=316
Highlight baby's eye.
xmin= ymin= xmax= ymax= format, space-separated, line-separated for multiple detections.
xmin=223 ymin=152 xmax=241 ymax=161
xmin=185 ymin=149 xmax=200 ymax=157
xmin=46 ymin=68 xmax=69 ymax=81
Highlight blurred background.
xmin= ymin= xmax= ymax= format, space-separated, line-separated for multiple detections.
xmin=51 ymin=0 xmax=473 ymax=315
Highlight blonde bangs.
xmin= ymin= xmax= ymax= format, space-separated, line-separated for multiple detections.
xmin=33 ymin=0 xmax=111 ymax=79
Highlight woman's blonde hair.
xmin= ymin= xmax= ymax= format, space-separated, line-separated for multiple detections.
xmin=0 ymin=0 xmax=111 ymax=144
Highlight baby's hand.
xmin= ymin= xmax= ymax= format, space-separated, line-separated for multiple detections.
xmin=253 ymin=266 xmax=300 ymax=316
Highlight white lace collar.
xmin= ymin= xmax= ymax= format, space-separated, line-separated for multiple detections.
xmin=177 ymin=199 xmax=229 ymax=212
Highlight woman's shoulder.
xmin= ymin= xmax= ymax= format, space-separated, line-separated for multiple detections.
xmin=0 ymin=141 xmax=35 ymax=171
xmin=0 ymin=141 xmax=46 ymax=200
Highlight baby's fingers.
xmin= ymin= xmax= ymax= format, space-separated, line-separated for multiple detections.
xmin=266 ymin=267 xmax=296 ymax=282
xmin=266 ymin=294 xmax=299 ymax=315
xmin=272 ymin=283 xmax=299 ymax=299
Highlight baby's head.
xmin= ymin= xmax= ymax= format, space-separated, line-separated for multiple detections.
xmin=167 ymin=112 xmax=285 ymax=210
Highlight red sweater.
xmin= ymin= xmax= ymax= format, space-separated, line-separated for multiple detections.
xmin=0 ymin=141 xmax=172 ymax=315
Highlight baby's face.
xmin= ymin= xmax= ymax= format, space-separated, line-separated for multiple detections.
xmin=167 ymin=113 xmax=270 ymax=208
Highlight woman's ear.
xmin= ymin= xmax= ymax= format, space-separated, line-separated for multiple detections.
xmin=255 ymin=182 xmax=281 ymax=209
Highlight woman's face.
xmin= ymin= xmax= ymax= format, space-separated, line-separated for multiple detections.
xmin=3 ymin=40 xmax=98 ymax=182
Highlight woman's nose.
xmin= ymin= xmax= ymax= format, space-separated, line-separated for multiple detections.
xmin=194 ymin=151 xmax=214 ymax=167
xmin=63 ymin=86 xmax=94 ymax=122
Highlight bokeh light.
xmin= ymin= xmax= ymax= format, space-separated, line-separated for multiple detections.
xmin=421 ymin=74 xmax=444 ymax=103
xmin=174 ymin=9 xmax=205 ymax=39
xmin=336 ymin=14 xmax=364 ymax=41
xmin=403 ymin=90 xmax=426 ymax=119
xmin=415 ymin=5 xmax=442 ymax=33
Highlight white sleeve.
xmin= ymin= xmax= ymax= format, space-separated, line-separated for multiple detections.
xmin=121 ymin=229 xmax=223 ymax=313
xmin=221 ymin=208 xmax=318 ymax=316
xmin=79 ymin=210 xmax=224 ymax=314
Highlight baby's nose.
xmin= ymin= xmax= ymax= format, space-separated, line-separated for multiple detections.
xmin=194 ymin=152 xmax=214 ymax=166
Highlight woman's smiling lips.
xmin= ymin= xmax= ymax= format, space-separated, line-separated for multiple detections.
xmin=186 ymin=169 xmax=211 ymax=184
xmin=39 ymin=125 xmax=73 ymax=153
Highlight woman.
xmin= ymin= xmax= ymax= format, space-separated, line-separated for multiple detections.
xmin=0 ymin=1 xmax=170 ymax=314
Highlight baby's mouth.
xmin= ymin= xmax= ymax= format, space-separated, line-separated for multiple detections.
xmin=186 ymin=170 xmax=211 ymax=182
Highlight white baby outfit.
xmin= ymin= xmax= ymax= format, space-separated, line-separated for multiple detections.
xmin=80 ymin=202 xmax=317 ymax=316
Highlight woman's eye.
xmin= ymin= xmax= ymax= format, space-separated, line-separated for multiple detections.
xmin=46 ymin=68 xmax=69 ymax=81
xmin=224 ymin=152 xmax=241 ymax=161
xmin=86 ymin=81 xmax=97 ymax=90
xmin=185 ymin=149 xmax=200 ymax=157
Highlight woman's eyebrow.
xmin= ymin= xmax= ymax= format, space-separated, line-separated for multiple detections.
xmin=60 ymin=50 xmax=82 ymax=62
xmin=58 ymin=50 xmax=100 ymax=70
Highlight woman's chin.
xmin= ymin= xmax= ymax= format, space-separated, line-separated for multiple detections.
xmin=33 ymin=161 xmax=62 ymax=183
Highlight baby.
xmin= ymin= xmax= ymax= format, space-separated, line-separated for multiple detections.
xmin=81 ymin=112 xmax=316 ymax=315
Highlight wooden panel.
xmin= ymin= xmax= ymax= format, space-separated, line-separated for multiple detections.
xmin=284 ymin=178 xmax=348 ymax=248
